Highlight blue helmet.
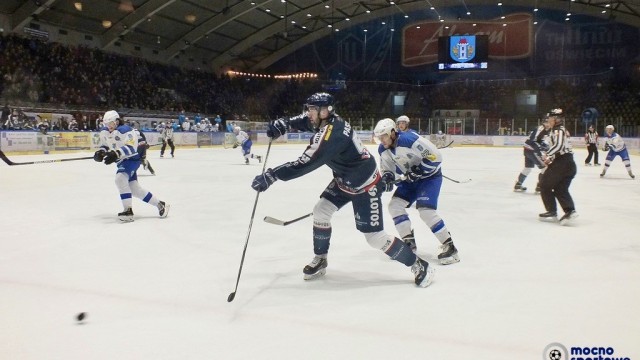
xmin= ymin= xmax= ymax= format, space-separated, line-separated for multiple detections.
xmin=305 ymin=92 xmax=335 ymax=114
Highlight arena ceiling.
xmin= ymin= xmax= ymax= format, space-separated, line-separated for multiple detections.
xmin=1 ymin=0 xmax=639 ymax=72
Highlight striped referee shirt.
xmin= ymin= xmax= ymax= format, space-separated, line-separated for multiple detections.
xmin=547 ymin=126 xmax=572 ymax=159
xmin=585 ymin=131 xmax=598 ymax=144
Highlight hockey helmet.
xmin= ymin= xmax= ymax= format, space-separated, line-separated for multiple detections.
xmin=233 ymin=126 xmax=241 ymax=135
xmin=396 ymin=115 xmax=410 ymax=124
xmin=605 ymin=124 xmax=614 ymax=132
xmin=305 ymin=92 xmax=335 ymax=114
xmin=374 ymin=118 xmax=397 ymax=145
xmin=103 ymin=110 xmax=120 ymax=125
xmin=546 ymin=108 xmax=564 ymax=125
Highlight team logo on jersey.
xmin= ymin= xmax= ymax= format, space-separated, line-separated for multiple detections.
xmin=450 ymin=36 xmax=475 ymax=63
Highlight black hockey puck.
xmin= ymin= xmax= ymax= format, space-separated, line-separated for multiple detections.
xmin=76 ymin=312 xmax=87 ymax=322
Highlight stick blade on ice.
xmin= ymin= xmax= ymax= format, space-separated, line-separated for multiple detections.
xmin=263 ymin=216 xmax=285 ymax=226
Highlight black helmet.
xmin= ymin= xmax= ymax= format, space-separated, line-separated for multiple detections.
xmin=305 ymin=92 xmax=335 ymax=114
xmin=547 ymin=108 xmax=564 ymax=125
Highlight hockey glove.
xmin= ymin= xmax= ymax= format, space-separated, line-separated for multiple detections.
xmin=380 ymin=171 xmax=396 ymax=192
xmin=252 ymin=169 xmax=277 ymax=192
xmin=603 ymin=144 xmax=610 ymax=151
xmin=103 ymin=150 xmax=120 ymax=165
xmin=266 ymin=118 xmax=288 ymax=139
xmin=405 ymin=165 xmax=424 ymax=183
xmin=233 ymin=143 xmax=239 ymax=149
xmin=93 ymin=149 xmax=106 ymax=162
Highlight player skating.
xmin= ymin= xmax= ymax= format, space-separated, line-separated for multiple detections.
xmin=251 ymin=93 xmax=434 ymax=287
xmin=94 ymin=110 xmax=169 ymax=222
xmin=233 ymin=126 xmax=262 ymax=165
xmin=374 ymin=118 xmax=459 ymax=265
xmin=538 ymin=109 xmax=577 ymax=225
xmin=600 ymin=125 xmax=634 ymax=179
xmin=514 ymin=119 xmax=550 ymax=193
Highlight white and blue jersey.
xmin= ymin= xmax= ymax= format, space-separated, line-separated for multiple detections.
xmin=378 ymin=131 xmax=443 ymax=209
xmin=604 ymin=131 xmax=630 ymax=162
xmin=236 ymin=130 xmax=253 ymax=155
xmin=99 ymin=125 xmax=141 ymax=179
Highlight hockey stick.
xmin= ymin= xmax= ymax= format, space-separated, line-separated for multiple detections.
xmin=0 ymin=149 xmax=92 ymax=166
xmin=443 ymin=174 xmax=472 ymax=183
xmin=264 ymin=212 xmax=313 ymax=226
xmin=437 ymin=140 xmax=454 ymax=149
xmin=228 ymin=138 xmax=273 ymax=303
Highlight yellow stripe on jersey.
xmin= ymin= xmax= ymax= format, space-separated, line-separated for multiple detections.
xmin=324 ymin=125 xmax=333 ymax=141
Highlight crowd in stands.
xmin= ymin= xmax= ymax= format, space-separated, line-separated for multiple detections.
xmin=1 ymin=33 xmax=638 ymax=135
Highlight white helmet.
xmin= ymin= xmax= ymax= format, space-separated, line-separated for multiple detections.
xmin=605 ymin=125 xmax=614 ymax=131
xmin=374 ymin=118 xmax=397 ymax=141
xmin=103 ymin=110 xmax=119 ymax=125
xmin=396 ymin=115 xmax=410 ymax=124
xmin=233 ymin=126 xmax=241 ymax=134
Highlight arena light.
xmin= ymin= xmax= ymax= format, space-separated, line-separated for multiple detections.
xmin=74 ymin=2 xmax=83 ymax=11
xmin=102 ymin=20 xmax=112 ymax=28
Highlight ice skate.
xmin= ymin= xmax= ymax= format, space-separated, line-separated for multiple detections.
xmin=402 ymin=230 xmax=417 ymax=253
xmin=513 ymin=183 xmax=527 ymax=192
xmin=438 ymin=238 xmax=460 ymax=265
xmin=629 ymin=172 xmax=635 ymax=179
xmin=585 ymin=163 xmax=592 ymax=166
xmin=118 ymin=207 xmax=134 ymax=222
xmin=158 ymin=201 xmax=170 ymax=218
xmin=245 ymin=158 xmax=249 ymax=165
xmin=600 ymin=171 xmax=606 ymax=178
xmin=534 ymin=183 xmax=541 ymax=193
xmin=595 ymin=163 xmax=601 ymax=166
xmin=303 ymin=255 xmax=328 ymax=280
xmin=171 ymin=153 xmax=174 ymax=158
xmin=160 ymin=154 xmax=164 ymax=158
xmin=257 ymin=155 xmax=262 ymax=164
xmin=559 ymin=210 xmax=578 ymax=226
xmin=538 ymin=211 xmax=557 ymax=222
xmin=411 ymin=257 xmax=435 ymax=288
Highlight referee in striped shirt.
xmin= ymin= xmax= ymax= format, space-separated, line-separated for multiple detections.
xmin=539 ymin=109 xmax=578 ymax=225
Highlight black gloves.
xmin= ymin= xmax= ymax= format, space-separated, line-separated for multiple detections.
xmin=252 ymin=169 xmax=277 ymax=192
xmin=103 ymin=150 xmax=120 ymax=165
xmin=266 ymin=118 xmax=288 ymax=139
xmin=380 ymin=172 xmax=395 ymax=192
xmin=93 ymin=149 xmax=106 ymax=162
xmin=406 ymin=165 xmax=424 ymax=183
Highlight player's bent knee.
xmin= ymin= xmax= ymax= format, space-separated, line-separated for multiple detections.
xmin=388 ymin=197 xmax=409 ymax=218
xmin=418 ymin=208 xmax=442 ymax=227
xmin=313 ymin=198 xmax=338 ymax=224
xmin=364 ymin=231 xmax=391 ymax=250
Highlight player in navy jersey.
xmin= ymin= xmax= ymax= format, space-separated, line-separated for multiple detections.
xmin=252 ymin=93 xmax=434 ymax=287
xmin=134 ymin=128 xmax=155 ymax=175
xmin=538 ymin=109 xmax=577 ymax=225
xmin=514 ymin=120 xmax=550 ymax=193
xmin=600 ymin=125 xmax=635 ymax=179
xmin=94 ymin=110 xmax=169 ymax=222
xmin=374 ymin=118 xmax=459 ymax=265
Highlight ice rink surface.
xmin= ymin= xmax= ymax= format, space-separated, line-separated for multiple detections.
xmin=1 ymin=144 xmax=639 ymax=360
